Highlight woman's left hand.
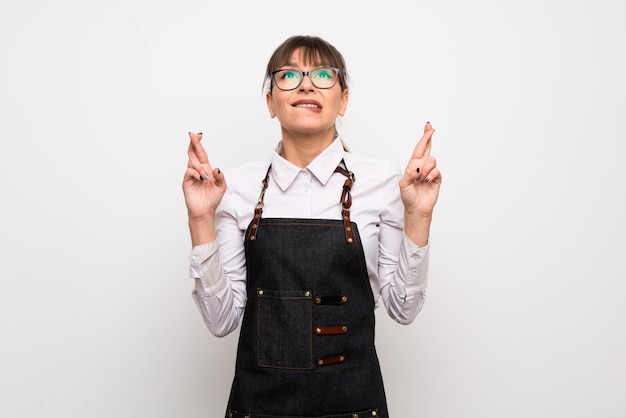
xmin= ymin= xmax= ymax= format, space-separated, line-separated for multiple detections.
xmin=399 ymin=122 xmax=442 ymax=217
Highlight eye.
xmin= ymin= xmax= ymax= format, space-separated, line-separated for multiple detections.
xmin=280 ymin=70 xmax=300 ymax=80
xmin=313 ymin=68 xmax=333 ymax=79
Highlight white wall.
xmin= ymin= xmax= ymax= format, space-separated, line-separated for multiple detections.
xmin=1 ymin=0 xmax=625 ymax=417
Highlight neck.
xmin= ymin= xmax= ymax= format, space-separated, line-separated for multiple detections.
xmin=280 ymin=129 xmax=336 ymax=168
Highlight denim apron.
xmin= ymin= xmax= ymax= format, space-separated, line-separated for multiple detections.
xmin=226 ymin=162 xmax=389 ymax=418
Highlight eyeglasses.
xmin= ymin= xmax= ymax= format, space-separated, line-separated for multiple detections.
xmin=271 ymin=67 xmax=341 ymax=91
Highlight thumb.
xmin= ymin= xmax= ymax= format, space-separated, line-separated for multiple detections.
xmin=212 ymin=167 xmax=227 ymax=190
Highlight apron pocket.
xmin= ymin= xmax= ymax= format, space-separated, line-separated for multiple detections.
xmin=256 ymin=288 xmax=313 ymax=369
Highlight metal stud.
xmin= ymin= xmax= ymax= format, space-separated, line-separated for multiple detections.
xmin=258 ymin=289 xmax=264 ymax=296
xmin=304 ymin=290 xmax=310 ymax=297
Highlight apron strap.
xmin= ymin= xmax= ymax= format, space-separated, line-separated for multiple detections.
xmin=249 ymin=161 xmax=356 ymax=245
xmin=335 ymin=163 xmax=356 ymax=244
xmin=248 ymin=164 xmax=271 ymax=241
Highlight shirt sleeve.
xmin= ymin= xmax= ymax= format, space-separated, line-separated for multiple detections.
xmin=189 ymin=241 xmax=243 ymax=337
xmin=376 ymin=164 xmax=430 ymax=325
xmin=384 ymin=235 xmax=430 ymax=324
xmin=189 ymin=186 xmax=249 ymax=337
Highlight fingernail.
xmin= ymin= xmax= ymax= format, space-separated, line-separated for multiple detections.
xmin=425 ymin=178 xmax=430 ymax=183
xmin=416 ymin=176 xmax=423 ymax=182
xmin=204 ymin=173 xmax=210 ymax=181
xmin=197 ymin=132 xmax=202 ymax=135
xmin=416 ymin=167 xmax=420 ymax=174
xmin=217 ymin=168 xmax=221 ymax=174
xmin=199 ymin=175 xmax=204 ymax=181
xmin=426 ymin=121 xmax=431 ymax=125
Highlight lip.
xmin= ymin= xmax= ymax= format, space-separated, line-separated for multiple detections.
xmin=291 ymin=99 xmax=322 ymax=110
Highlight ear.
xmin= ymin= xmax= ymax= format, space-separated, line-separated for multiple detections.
xmin=266 ymin=92 xmax=277 ymax=118
xmin=338 ymin=88 xmax=349 ymax=117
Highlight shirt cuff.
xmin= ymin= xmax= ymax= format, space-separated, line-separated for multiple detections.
xmin=401 ymin=233 xmax=430 ymax=288
xmin=189 ymin=240 xmax=227 ymax=297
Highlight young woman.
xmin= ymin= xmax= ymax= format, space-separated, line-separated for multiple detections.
xmin=183 ymin=35 xmax=441 ymax=418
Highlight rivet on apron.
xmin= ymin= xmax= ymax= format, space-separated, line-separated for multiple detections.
xmin=353 ymin=414 xmax=359 ymax=418
xmin=342 ymin=295 xmax=348 ymax=303
xmin=304 ymin=290 xmax=310 ymax=297
xmin=318 ymin=359 xmax=324 ymax=366
xmin=315 ymin=296 xmax=322 ymax=304
xmin=257 ymin=289 xmax=264 ymax=296
xmin=315 ymin=327 xmax=322 ymax=335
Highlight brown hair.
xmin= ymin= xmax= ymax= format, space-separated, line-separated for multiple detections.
xmin=263 ymin=35 xmax=349 ymax=93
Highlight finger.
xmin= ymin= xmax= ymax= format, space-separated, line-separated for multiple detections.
xmin=423 ymin=167 xmax=442 ymax=184
xmin=188 ymin=139 xmax=212 ymax=180
xmin=184 ymin=167 xmax=203 ymax=183
xmin=400 ymin=158 xmax=424 ymax=186
xmin=211 ymin=167 xmax=227 ymax=190
xmin=418 ymin=156 xmax=437 ymax=182
xmin=189 ymin=131 xmax=210 ymax=164
xmin=412 ymin=122 xmax=435 ymax=159
xmin=423 ymin=122 xmax=434 ymax=158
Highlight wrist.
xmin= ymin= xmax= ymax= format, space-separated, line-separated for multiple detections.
xmin=188 ymin=214 xmax=217 ymax=247
xmin=403 ymin=211 xmax=432 ymax=248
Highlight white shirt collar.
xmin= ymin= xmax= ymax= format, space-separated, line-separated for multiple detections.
xmin=271 ymin=138 xmax=347 ymax=191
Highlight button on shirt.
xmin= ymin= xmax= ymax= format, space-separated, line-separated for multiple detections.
xmin=190 ymin=138 xmax=430 ymax=337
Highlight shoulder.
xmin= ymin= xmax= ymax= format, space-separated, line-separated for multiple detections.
xmin=342 ymin=152 xmax=402 ymax=186
xmin=223 ymin=160 xmax=272 ymax=185
xmin=220 ymin=159 xmax=272 ymax=208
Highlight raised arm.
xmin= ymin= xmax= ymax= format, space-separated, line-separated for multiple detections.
xmin=398 ymin=122 xmax=442 ymax=247
xmin=182 ymin=132 xmax=227 ymax=246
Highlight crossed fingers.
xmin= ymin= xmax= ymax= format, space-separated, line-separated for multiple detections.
xmin=187 ymin=132 xmax=213 ymax=181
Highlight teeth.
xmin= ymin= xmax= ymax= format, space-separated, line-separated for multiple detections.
xmin=296 ymin=104 xmax=319 ymax=108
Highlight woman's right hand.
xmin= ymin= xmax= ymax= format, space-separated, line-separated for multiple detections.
xmin=183 ymin=132 xmax=227 ymax=223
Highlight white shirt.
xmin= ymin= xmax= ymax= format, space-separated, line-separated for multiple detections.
xmin=189 ymin=138 xmax=430 ymax=337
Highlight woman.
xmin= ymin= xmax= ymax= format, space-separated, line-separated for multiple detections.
xmin=183 ymin=35 xmax=441 ymax=418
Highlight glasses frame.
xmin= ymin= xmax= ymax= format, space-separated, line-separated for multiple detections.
xmin=270 ymin=67 xmax=341 ymax=91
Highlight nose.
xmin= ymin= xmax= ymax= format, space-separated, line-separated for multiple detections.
xmin=298 ymin=71 xmax=315 ymax=91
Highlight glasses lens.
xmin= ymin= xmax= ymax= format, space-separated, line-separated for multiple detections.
xmin=274 ymin=70 xmax=302 ymax=90
xmin=310 ymin=68 xmax=338 ymax=89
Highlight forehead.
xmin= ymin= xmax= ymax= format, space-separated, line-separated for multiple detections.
xmin=283 ymin=48 xmax=326 ymax=68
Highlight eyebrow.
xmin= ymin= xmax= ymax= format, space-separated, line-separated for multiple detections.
xmin=283 ymin=60 xmax=327 ymax=68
